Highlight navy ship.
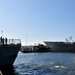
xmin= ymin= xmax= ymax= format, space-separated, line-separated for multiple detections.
xmin=44 ymin=36 xmax=75 ymax=52
xmin=0 ymin=36 xmax=21 ymax=66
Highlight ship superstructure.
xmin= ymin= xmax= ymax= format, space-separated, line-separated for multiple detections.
xmin=44 ymin=36 xmax=75 ymax=52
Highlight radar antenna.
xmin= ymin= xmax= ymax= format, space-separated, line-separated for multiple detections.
xmin=69 ymin=36 xmax=74 ymax=42
xmin=65 ymin=36 xmax=74 ymax=42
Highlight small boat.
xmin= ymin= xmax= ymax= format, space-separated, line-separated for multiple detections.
xmin=21 ymin=47 xmax=32 ymax=53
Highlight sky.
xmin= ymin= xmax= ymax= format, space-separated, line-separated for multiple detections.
xmin=0 ymin=0 xmax=75 ymax=45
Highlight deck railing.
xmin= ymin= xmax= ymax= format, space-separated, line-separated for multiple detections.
xmin=8 ymin=39 xmax=21 ymax=44
xmin=0 ymin=38 xmax=21 ymax=45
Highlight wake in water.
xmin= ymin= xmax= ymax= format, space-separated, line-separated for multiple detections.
xmin=1 ymin=52 xmax=75 ymax=75
xmin=14 ymin=61 xmax=74 ymax=75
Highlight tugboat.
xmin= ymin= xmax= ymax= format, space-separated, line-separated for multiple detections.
xmin=0 ymin=36 xmax=21 ymax=67
xmin=33 ymin=44 xmax=51 ymax=52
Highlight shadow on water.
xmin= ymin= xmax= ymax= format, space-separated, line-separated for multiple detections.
xmin=0 ymin=65 xmax=19 ymax=75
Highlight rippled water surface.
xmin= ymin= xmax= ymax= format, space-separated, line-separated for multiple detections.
xmin=1 ymin=52 xmax=75 ymax=75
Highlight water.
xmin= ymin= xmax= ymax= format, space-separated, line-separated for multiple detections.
xmin=1 ymin=52 xmax=75 ymax=75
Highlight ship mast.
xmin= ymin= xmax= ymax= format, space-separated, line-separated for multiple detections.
xmin=1 ymin=31 xmax=3 ymax=37
xmin=26 ymin=34 xmax=27 ymax=46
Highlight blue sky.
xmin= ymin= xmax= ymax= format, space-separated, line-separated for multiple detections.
xmin=0 ymin=0 xmax=75 ymax=45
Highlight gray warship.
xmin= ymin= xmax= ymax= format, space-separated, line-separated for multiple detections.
xmin=44 ymin=36 xmax=75 ymax=52
xmin=0 ymin=36 xmax=21 ymax=66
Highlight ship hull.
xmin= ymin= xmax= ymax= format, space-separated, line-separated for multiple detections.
xmin=44 ymin=41 xmax=75 ymax=52
xmin=0 ymin=44 xmax=21 ymax=66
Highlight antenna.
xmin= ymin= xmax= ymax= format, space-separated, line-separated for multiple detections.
xmin=26 ymin=34 xmax=27 ymax=46
xmin=1 ymin=31 xmax=3 ymax=37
